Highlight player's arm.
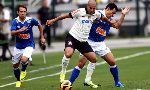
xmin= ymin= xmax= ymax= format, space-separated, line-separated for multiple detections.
xmin=46 ymin=9 xmax=81 ymax=26
xmin=101 ymin=16 xmax=115 ymax=24
xmin=11 ymin=26 xmax=27 ymax=36
xmin=38 ymin=24 xmax=45 ymax=44
xmin=112 ymin=7 xmax=130 ymax=29
xmin=46 ymin=13 xmax=71 ymax=26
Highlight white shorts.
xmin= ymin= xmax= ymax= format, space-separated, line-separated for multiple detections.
xmin=87 ymin=39 xmax=111 ymax=57
xmin=12 ymin=47 xmax=34 ymax=64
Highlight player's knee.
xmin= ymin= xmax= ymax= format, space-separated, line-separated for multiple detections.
xmin=20 ymin=56 xmax=28 ymax=64
xmin=65 ymin=53 xmax=72 ymax=58
xmin=109 ymin=60 xmax=116 ymax=66
xmin=78 ymin=62 xmax=85 ymax=69
xmin=13 ymin=63 xmax=19 ymax=68
xmin=89 ymin=56 xmax=97 ymax=63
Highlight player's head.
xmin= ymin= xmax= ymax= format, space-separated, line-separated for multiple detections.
xmin=105 ymin=3 xmax=119 ymax=18
xmin=86 ymin=0 xmax=96 ymax=15
xmin=17 ymin=5 xmax=27 ymax=20
xmin=42 ymin=0 xmax=49 ymax=7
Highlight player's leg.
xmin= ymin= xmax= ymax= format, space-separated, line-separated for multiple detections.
xmin=83 ymin=52 xmax=98 ymax=88
xmin=60 ymin=47 xmax=74 ymax=82
xmin=84 ymin=40 xmax=100 ymax=88
xmin=12 ymin=47 xmax=22 ymax=87
xmin=102 ymin=52 xmax=124 ymax=87
xmin=60 ymin=33 xmax=76 ymax=82
xmin=20 ymin=47 xmax=34 ymax=81
xmin=69 ymin=55 xmax=87 ymax=84
xmin=69 ymin=42 xmax=97 ymax=85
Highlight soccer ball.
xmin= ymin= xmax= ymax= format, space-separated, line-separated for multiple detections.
xmin=60 ymin=80 xmax=72 ymax=90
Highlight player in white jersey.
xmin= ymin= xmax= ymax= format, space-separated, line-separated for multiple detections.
xmin=46 ymin=0 xmax=114 ymax=87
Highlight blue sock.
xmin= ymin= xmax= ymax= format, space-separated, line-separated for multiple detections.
xmin=14 ymin=68 xmax=20 ymax=81
xmin=110 ymin=65 xmax=119 ymax=84
xmin=21 ymin=62 xmax=28 ymax=71
xmin=69 ymin=66 xmax=81 ymax=84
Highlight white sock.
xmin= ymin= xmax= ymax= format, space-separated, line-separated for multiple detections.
xmin=61 ymin=55 xmax=70 ymax=74
xmin=85 ymin=62 xmax=96 ymax=82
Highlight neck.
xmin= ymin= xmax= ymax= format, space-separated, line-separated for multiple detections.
xmin=19 ymin=17 xmax=25 ymax=22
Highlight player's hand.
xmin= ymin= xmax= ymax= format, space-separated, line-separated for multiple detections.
xmin=19 ymin=26 xmax=28 ymax=32
xmin=40 ymin=38 xmax=46 ymax=50
xmin=40 ymin=38 xmax=46 ymax=45
xmin=121 ymin=6 xmax=130 ymax=15
xmin=46 ymin=19 xmax=54 ymax=26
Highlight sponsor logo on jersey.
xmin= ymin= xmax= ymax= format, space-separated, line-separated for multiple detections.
xmin=18 ymin=33 xmax=30 ymax=39
xmin=82 ymin=20 xmax=92 ymax=24
xmin=96 ymin=27 xmax=106 ymax=36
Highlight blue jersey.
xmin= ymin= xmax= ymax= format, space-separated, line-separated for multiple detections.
xmin=11 ymin=17 xmax=40 ymax=49
xmin=88 ymin=10 xmax=112 ymax=42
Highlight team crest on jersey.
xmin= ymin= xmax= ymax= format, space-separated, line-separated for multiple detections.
xmin=17 ymin=26 xmax=20 ymax=28
xmin=27 ymin=20 xmax=31 ymax=23
xmin=68 ymin=41 xmax=72 ymax=45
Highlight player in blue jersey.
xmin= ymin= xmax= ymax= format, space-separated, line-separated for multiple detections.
xmin=62 ymin=3 xmax=130 ymax=88
xmin=83 ymin=3 xmax=130 ymax=88
xmin=11 ymin=5 xmax=45 ymax=87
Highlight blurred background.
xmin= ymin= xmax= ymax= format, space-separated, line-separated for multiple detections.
xmin=1 ymin=0 xmax=150 ymax=38
xmin=0 ymin=0 xmax=150 ymax=61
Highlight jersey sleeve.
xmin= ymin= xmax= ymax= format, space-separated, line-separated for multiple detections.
xmin=10 ymin=20 xmax=17 ymax=31
xmin=97 ymin=11 xmax=103 ymax=19
xmin=70 ymin=9 xmax=82 ymax=19
xmin=32 ymin=18 xmax=40 ymax=26
xmin=109 ymin=18 xmax=113 ymax=27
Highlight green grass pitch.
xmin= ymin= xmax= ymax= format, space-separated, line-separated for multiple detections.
xmin=0 ymin=46 xmax=150 ymax=90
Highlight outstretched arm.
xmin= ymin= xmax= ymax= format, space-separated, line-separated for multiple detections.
xmin=46 ymin=13 xmax=71 ymax=26
xmin=112 ymin=7 xmax=130 ymax=29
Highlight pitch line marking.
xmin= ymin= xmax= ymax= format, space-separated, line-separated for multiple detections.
xmin=1 ymin=64 xmax=61 ymax=79
xmin=0 ymin=51 xmax=150 ymax=88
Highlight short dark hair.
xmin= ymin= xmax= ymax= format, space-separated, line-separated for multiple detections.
xmin=105 ymin=3 xmax=119 ymax=11
xmin=17 ymin=5 xmax=27 ymax=12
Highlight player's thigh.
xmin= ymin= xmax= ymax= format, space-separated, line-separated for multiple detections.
xmin=83 ymin=52 xmax=96 ymax=63
xmin=12 ymin=47 xmax=23 ymax=65
xmin=78 ymin=55 xmax=87 ymax=69
xmin=102 ymin=52 xmax=116 ymax=66
xmin=21 ymin=47 xmax=34 ymax=63
xmin=64 ymin=33 xmax=76 ymax=58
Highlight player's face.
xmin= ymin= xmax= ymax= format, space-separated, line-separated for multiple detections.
xmin=87 ymin=5 xmax=96 ymax=15
xmin=106 ymin=8 xmax=116 ymax=18
xmin=17 ymin=7 xmax=27 ymax=19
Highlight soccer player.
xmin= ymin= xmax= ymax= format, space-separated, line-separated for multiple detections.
xmin=46 ymin=0 xmax=113 ymax=85
xmin=11 ymin=5 xmax=45 ymax=87
xmin=74 ymin=3 xmax=130 ymax=88
xmin=59 ymin=3 xmax=130 ymax=88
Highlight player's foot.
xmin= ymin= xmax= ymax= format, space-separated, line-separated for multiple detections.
xmin=60 ymin=73 xmax=65 ymax=82
xmin=84 ymin=81 xmax=98 ymax=89
xmin=115 ymin=82 xmax=124 ymax=87
xmin=15 ymin=81 xmax=21 ymax=87
xmin=20 ymin=70 xmax=26 ymax=81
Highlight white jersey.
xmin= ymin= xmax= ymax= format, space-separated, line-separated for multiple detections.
xmin=69 ymin=8 xmax=102 ymax=42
